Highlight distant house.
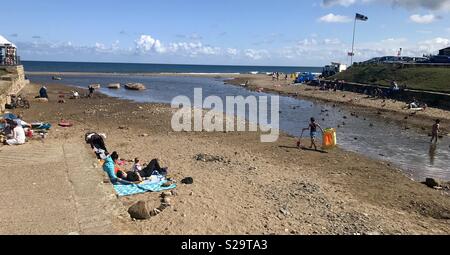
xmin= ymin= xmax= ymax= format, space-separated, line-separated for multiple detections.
xmin=0 ymin=35 xmax=19 ymax=66
xmin=438 ymin=47 xmax=450 ymax=56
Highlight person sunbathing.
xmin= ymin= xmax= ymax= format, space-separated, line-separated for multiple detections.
xmin=140 ymin=159 xmax=168 ymax=177
xmin=103 ymin=152 xmax=139 ymax=184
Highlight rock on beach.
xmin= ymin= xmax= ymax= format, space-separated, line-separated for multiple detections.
xmin=125 ymin=83 xmax=146 ymax=91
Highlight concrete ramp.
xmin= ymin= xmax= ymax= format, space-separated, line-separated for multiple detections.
xmin=0 ymin=140 xmax=125 ymax=234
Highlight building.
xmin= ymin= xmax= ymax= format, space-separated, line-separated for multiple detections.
xmin=438 ymin=47 xmax=450 ymax=56
xmin=0 ymin=35 xmax=19 ymax=66
xmin=322 ymin=62 xmax=347 ymax=77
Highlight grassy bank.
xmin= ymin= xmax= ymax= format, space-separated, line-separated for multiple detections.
xmin=332 ymin=64 xmax=450 ymax=93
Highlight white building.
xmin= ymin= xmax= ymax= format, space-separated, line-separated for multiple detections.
xmin=0 ymin=35 xmax=19 ymax=66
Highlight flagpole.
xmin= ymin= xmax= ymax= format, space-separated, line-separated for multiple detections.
xmin=351 ymin=15 xmax=357 ymax=66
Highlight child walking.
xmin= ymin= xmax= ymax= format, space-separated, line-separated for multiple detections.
xmin=301 ymin=117 xmax=324 ymax=150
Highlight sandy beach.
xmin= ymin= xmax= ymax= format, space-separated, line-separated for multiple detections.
xmin=1 ymin=81 xmax=449 ymax=235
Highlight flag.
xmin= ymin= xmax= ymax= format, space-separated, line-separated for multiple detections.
xmin=348 ymin=52 xmax=355 ymax=56
xmin=356 ymin=13 xmax=368 ymax=21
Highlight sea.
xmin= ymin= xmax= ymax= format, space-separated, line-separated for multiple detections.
xmin=22 ymin=61 xmax=322 ymax=74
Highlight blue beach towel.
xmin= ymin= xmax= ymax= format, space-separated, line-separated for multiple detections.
xmin=113 ymin=177 xmax=176 ymax=197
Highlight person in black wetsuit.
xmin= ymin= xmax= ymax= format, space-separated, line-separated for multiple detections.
xmin=302 ymin=117 xmax=324 ymax=151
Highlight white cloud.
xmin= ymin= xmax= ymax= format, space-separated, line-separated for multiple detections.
xmin=417 ymin=37 xmax=450 ymax=53
xmin=410 ymin=14 xmax=440 ymax=24
xmin=244 ymin=49 xmax=270 ymax=60
xmin=226 ymin=48 xmax=239 ymax=56
xmin=322 ymin=0 xmax=450 ymax=11
xmin=318 ymin=13 xmax=352 ymax=23
xmin=322 ymin=0 xmax=357 ymax=7
xmin=135 ymin=35 xmax=166 ymax=53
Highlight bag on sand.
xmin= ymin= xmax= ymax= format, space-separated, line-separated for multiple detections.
xmin=126 ymin=171 xmax=141 ymax=182
xmin=181 ymin=177 xmax=194 ymax=185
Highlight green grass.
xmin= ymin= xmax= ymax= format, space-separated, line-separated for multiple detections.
xmin=332 ymin=64 xmax=450 ymax=93
xmin=0 ymin=69 xmax=6 ymax=76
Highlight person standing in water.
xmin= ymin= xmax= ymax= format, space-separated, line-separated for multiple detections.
xmin=430 ymin=119 xmax=441 ymax=144
xmin=302 ymin=117 xmax=324 ymax=151
xmin=88 ymin=85 xmax=95 ymax=98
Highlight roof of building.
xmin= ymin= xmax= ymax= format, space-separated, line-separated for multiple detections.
xmin=440 ymin=47 xmax=450 ymax=51
xmin=0 ymin=35 xmax=16 ymax=48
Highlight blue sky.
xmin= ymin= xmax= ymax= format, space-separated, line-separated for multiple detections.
xmin=2 ymin=0 xmax=450 ymax=66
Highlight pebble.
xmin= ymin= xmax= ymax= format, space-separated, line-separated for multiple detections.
xmin=150 ymin=208 xmax=162 ymax=216
xmin=163 ymin=197 xmax=172 ymax=206
xmin=280 ymin=208 xmax=290 ymax=216
xmin=161 ymin=192 xmax=172 ymax=198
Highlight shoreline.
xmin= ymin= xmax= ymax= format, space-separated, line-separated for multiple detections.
xmin=2 ymin=82 xmax=450 ymax=234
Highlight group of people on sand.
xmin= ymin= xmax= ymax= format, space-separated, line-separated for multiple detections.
xmin=85 ymin=132 xmax=167 ymax=185
xmin=0 ymin=114 xmax=31 ymax=146
xmin=404 ymin=97 xmax=428 ymax=111
xmin=271 ymin=72 xmax=288 ymax=81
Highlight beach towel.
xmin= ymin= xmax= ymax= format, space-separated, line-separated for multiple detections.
xmin=31 ymin=123 xmax=52 ymax=130
xmin=113 ymin=176 xmax=176 ymax=197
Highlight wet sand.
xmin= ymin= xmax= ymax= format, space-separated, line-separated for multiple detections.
xmin=2 ymin=82 xmax=450 ymax=235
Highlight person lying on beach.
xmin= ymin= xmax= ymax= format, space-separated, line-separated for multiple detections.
xmin=4 ymin=121 xmax=26 ymax=146
xmin=117 ymin=170 xmax=143 ymax=183
xmin=302 ymin=117 xmax=324 ymax=151
xmin=140 ymin=159 xmax=168 ymax=177
xmin=431 ymin=119 xmax=441 ymax=144
xmin=103 ymin=152 xmax=138 ymax=185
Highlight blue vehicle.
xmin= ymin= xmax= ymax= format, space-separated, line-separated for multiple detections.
xmin=295 ymin=72 xmax=316 ymax=83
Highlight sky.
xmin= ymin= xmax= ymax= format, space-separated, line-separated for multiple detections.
xmin=1 ymin=0 xmax=450 ymax=66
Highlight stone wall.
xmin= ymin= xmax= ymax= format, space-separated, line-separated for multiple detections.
xmin=0 ymin=65 xmax=29 ymax=112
